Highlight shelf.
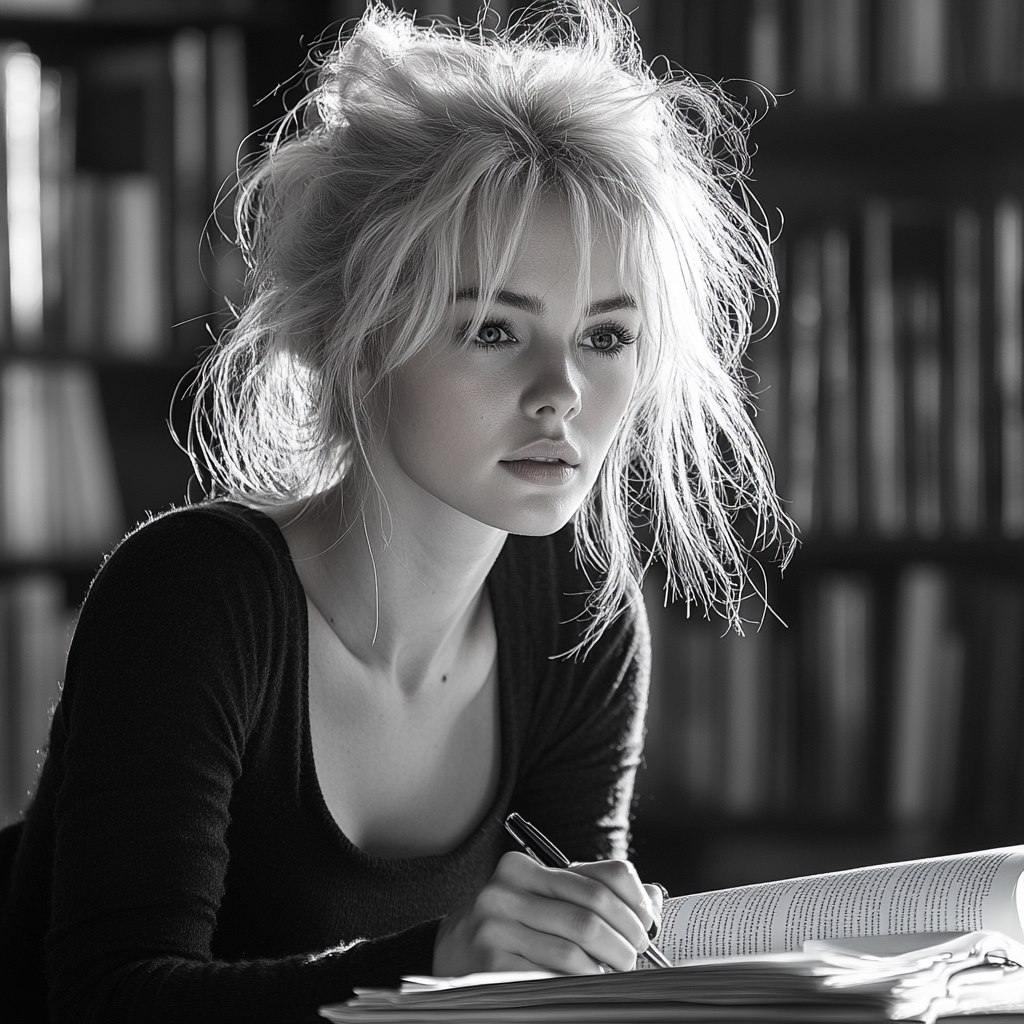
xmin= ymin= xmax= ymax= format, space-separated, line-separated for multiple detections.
xmin=0 ymin=348 xmax=198 ymax=373
xmin=0 ymin=554 xmax=101 ymax=576
xmin=629 ymin=801 xmax=1002 ymax=895
xmin=0 ymin=557 xmax=104 ymax=610
xmin=0 ymin=0 xmax=299 ymax=30
xmin=785 ymin=536 xmax=1024 ymax=573
xmin=749 ymin=95 xmax=1024 ymax=162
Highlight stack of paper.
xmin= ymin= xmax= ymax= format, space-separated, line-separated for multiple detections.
xmin=320 ymin=932 xmax=1024 ymax=1024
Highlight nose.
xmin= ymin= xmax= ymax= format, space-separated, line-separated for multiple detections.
xmin=520 ymin=346 xmax=581 ymax=422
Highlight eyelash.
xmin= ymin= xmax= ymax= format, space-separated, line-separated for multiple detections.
xmin=463 ymin=318 xmax=638 ymax=357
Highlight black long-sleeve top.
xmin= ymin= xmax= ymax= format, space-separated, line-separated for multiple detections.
xmin=1 ymin=501 xmax=650 ymax=1023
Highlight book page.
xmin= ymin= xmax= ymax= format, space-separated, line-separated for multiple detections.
xmin=656 ymin=846 xmax=1024 ymax=962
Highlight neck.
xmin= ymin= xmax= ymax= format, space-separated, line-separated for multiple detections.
xmin=278 ymin=483 xmax=507 ymax=692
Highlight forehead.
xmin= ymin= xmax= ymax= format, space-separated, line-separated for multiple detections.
xmin=457 ymin=196 xmax=633 ymax=302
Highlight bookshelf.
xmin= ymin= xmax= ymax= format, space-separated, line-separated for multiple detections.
xmin=0 ymin=0 xmax=333 ymax=824
xmin=630 ymin=0 xmax=1024 ymax=898
xmin=2 ymin=0 xmax=1022 ymax=905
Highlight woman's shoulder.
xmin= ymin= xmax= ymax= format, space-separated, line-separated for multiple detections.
xmin=84 ymin=500 xmax=298 ymax=610
xmin=108 ymin=500 xmax=286 ymax=560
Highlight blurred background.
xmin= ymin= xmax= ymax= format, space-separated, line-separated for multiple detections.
xmin=0 ymin=0 xmax=1021 ymax=899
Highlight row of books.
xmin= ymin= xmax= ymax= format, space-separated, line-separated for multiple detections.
xmin=750 ymin=198 xmax=1024 ymax=539
xmin=318 ymin=1 xmax=1024 ymax=103
xmin=0 ymin=2 xmax=254 ymax=14
xmin=0 ymin=572 xmax=75 ymax=825
xmin=643 ymin=562 xmax=1022 ymax=829
xmin=0 ymin=27 xmax=247 ymax=355
xmin=747 ymin=0 xmax=1024 ymax=102
xmin=0 ymin=360 xmax=124 ymax=557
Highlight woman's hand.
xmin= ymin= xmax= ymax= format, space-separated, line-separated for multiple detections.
xmin=433 ymin=851 xmax=664 ymax=976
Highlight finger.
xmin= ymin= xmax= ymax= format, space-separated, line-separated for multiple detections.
xmin=569 ymin=860 xmax=656 ymax=938
xmin=497 ymin=952 xmax=554 ymax=973
xmin=499 ymin=908 xmax=625 ymax=975
xmin=493 ymin=853 xmax=647 ymax=965
xmin=470 ymin=948 xmax=564 ymax=976
xmin=476 ymin=865 xmax=640 ymax=971
xmin=643 ymin=883 xmax=665 ymax=937
xmin=482 ymin=880 xmax=638 ymax=972
xmin=517 ymin=866 xmax=648 ymax=963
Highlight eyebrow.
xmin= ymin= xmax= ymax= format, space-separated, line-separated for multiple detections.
xmin=453 ymin=287 xmax=637 ymax=318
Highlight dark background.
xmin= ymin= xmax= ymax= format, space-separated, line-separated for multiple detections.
xmin=1 ymin=0 xmax=1022 ymax=898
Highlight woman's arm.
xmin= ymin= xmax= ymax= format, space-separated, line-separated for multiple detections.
xmin=433 ymin=536 xmax=656 ymax=976
xmin=514 ymin=584 xmax=651 ymax=863
xmin=40 ymin=508 xmax=437 ymax=1024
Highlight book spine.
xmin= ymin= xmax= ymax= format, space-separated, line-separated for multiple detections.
xmin=972 ymin=581 xmax=1024 ymax=830
xmin=208 ymin=26 xmax=249 ymax=315
xmin=821 ymin=227 xmax=857 ymax=534
xmin=722 ymin=629 xmax=771 ymax=816
xmin=951 ymin=207 xmax=984 ymax=533
xmin=748 ymin=0 xmax=784 ymax=95
xmin=930 ymin=630 xmax=965 ymax=821
xmin=171 ymin=29 xmax=209 ymax=341
xmin=56 ymin=66 xmax=76 ymax=347
xmin=0 ymin=48 xmax=12 ymax=350
xmin=66 ymin=172 xmax=100 ymax=351
xmin=58 ymin=363 xmax=124 ymax=553
xmin=815 ymin=573 xmax=872 ymax=815
xmin=904 ymin=277 xmax=943 ymax=537
xmin=1 ymin=362 xmax=49 ymax=557
xmin=829 ymin=0 xmax=867 ymax=101
xmin=880 ymin=0 xmax=950 ymax=99
xmin=889 ymin=564 xmax=963 ymax=822
xmin=41 ymin=366 xmax=65 ymax=552
xmin=796 ymin=0 xmax=828 ymax=100
xmin=994 ymin=198 xmax=1024 ymax=537
xmin=103 ymin=173 xmax=163 ymax=356
xmin=5 ymin=49 xmax=44 ymax=348
xmin=0 ymin=0 xmax=89 ymax=11
xmin=864 ymin=201 xmax=905 ymax=536
xmin=39 ymin=68 xmax=63 ymax=343
xmin=976 ymin=0 xmax=1024 ymax=93
xmin=787 ymin=234 xmax=822 ymax=531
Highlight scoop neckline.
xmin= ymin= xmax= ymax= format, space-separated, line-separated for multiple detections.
xmin=253 ymin=509 xmax=519 ymax=871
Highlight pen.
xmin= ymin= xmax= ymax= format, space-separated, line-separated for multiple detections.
xmin=504 ymin=812 xmax=673 ymax=970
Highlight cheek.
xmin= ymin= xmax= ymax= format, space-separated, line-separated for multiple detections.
xmin=588 ymin=361 xmax=638 ymax=438
xmin=389 ymin=363 xmax=500 ymax=458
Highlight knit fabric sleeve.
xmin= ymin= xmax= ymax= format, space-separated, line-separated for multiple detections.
xmin=43 ymin=508 xmax=437 ymax=1024
xmin=510 ymin=536 xmax=652 ymax=866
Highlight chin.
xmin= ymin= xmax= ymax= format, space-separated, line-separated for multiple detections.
xmin=473 ymin=498 xmax=582 ymax=537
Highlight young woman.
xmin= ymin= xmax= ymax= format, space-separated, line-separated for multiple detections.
xmin=2 ymin=1 xmax=788 ymax=1020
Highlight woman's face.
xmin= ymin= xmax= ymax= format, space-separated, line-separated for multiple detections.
xmin=374 ymin=199 xmax=640 ymax=537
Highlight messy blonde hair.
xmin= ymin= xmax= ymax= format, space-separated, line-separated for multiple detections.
xmin=187 ymin=0 xmax=792 ymax=654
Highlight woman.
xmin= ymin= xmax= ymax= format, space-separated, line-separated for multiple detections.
xmin=2 ymin=1 xmax=788 ymax=1021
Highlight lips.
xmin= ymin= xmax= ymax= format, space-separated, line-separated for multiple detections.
xmin=501 ymin=439 xmax=581 ymax=467
xmin=501 ymin=459 xmax=577 ymax=484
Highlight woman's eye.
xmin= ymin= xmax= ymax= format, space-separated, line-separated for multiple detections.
xmin=582 ymin=325 xmax=636 ymax=356
xmin=589 ymin=331 xmax=618 ymax=351
xmin=472 ymin=322 xmax=516 ymax=347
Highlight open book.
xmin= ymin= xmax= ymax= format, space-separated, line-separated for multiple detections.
xmin=322 ymin=846 xmax=1024 ymax=1023
xmin=653 ymin=843 xmax=1024 ymax=962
